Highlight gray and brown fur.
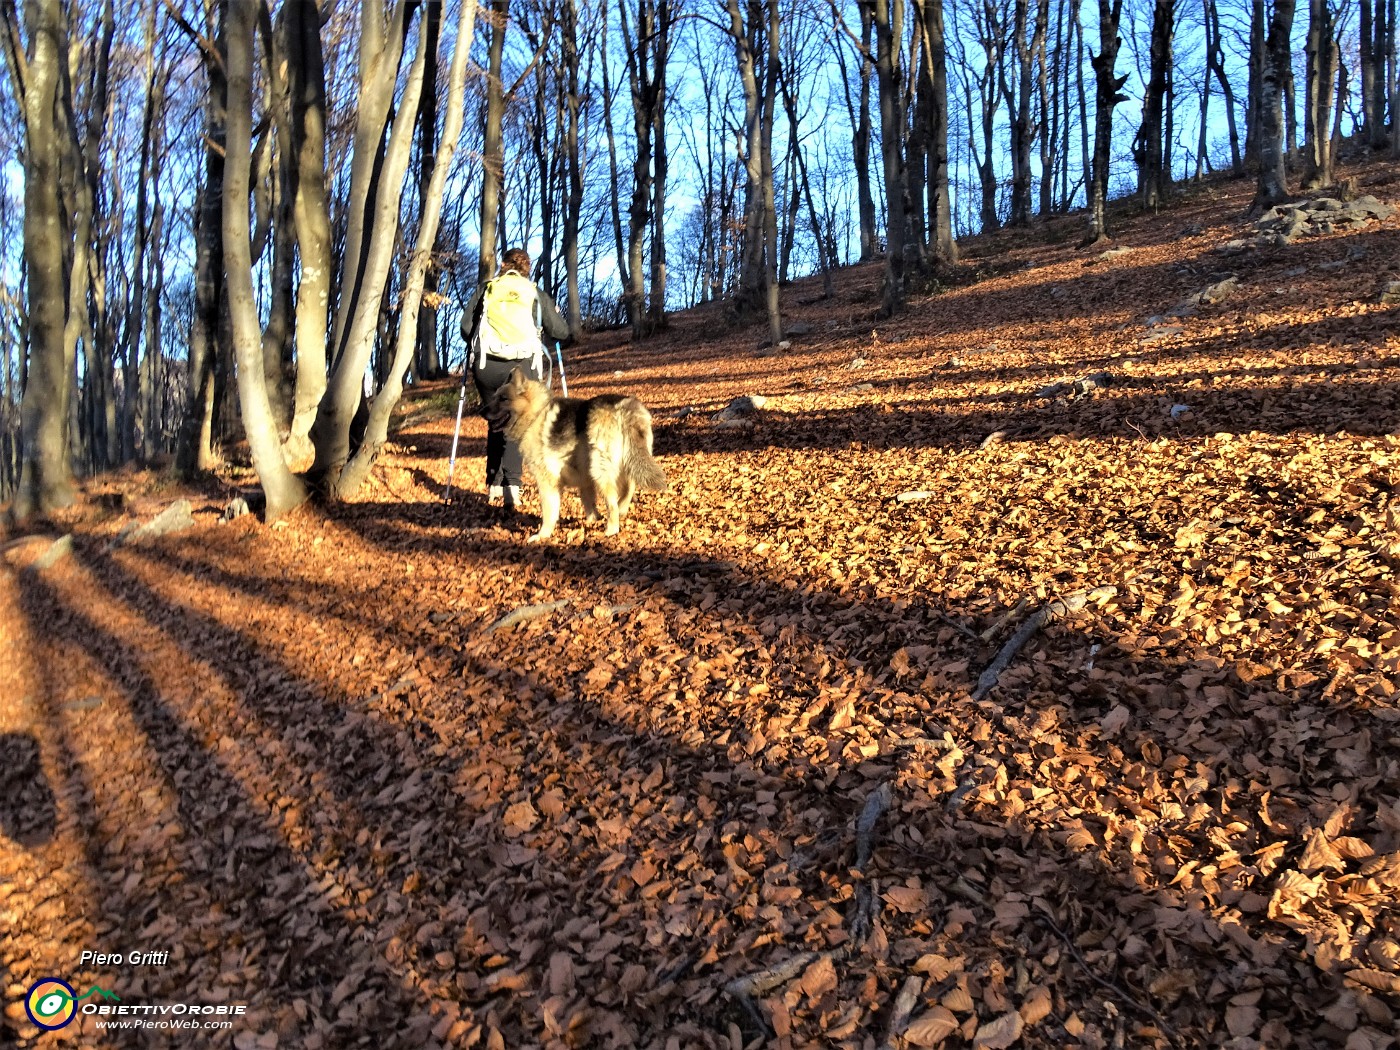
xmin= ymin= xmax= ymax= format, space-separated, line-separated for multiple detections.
xmin=490 ymin=368 xmax=667 ymax=542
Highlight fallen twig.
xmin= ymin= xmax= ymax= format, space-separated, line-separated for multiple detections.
xmin=935 ymin=611 xmax=980 ymax=641
xmin=724 ymin=951 xmax=825 ymax=1001
xmin=979 ymin=596 xmax=1030 ymax=643
xmin=876 ymin=974 xmax=925 ymax=1050
xmin=972 ymin=586 xmax=1117 ymax=700
xmin=484 ymin=600 xmax=569 ymax=635
xmin=1036 ymin=912 xmax=1181 ymax=1045
xmin=724 ymin=949 xmax=832 ymax=1039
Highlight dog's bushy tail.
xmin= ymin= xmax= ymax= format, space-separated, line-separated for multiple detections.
xmin=622 ymin=400 xmax=667 ymax=492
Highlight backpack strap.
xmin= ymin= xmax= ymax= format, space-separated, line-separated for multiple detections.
xmin=470 ymin=279 xmax=492 ymax=371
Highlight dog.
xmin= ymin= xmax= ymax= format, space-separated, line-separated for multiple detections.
xmin=487 ymin=367 xmax=667 ymax=542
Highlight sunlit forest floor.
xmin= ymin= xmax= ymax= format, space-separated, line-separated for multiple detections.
xmin=4 ymin=159 xmax=1400 ymax=1049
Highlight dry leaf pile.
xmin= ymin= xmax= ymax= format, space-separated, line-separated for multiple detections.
xmin=3 ymin=163 xmax=1400 ymax=1049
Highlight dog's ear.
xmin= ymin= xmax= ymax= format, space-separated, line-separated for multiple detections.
xmin=507 ymin=366 xmax=524 ymax=388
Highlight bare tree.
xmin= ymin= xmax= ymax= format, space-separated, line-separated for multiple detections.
xmin=911 ymin=0 xmax=957 ymax=261
xmin=479 ymin=0 xmax=508 ymax=282
xmin=3 ymin=0 xmax=77 ymax=521
xmin=284 ymin=0 xmax=332 ymax=468
xmin=339 ymin=0 xmax=479 ymax=496
xmin=1135 ymin=0 xmax=1174 ymax=208
xmin=1084 ymin=0 xmax=1127 ymax=244
xmin=1253 ymin=0 xmax=1296 ymax=210
xmin=1302 ymin=0 xmax=1339 ymax=187
xmin=728 ymin=0 xmax=782 ymax=342
xmin=832 ymin=0 xmax=877 ymax=259
xmin=310 ymin=2 xmax=431 ymax=495
xmin=620 ymin=0 xmax=672 ymax=335
xmin=223 ymin=0 xmax=306 ymax=520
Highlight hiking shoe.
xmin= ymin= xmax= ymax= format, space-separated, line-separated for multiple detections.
xmin=488 ymin=484 xmax=504 ymax=506
xmin=503 ymin=485 xmax=521 ymax=512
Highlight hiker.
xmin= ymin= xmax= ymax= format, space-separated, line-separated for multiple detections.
xmin=461 ymin=248 xmax=571 ymax=509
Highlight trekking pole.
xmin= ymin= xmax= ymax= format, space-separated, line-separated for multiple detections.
xmin=443 ymin=369 xmax=470 ymax=503
xmin=554 ymin=344 xmax=569 ymax=397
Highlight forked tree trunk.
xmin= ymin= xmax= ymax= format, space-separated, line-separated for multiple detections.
xmin=1302 ymin=0 xmax=1337 ymax=188
xmin=1204 ymin=0 xmax=1242 ymax=173
xmin=223 ymin=0 xmax=305 ymax=520
xmin=330 ymin=0 xmax=410 ymax=362
xmin=339 ymin=0 xmax=478 ymax=497
xmin=913 ymin=0 xmax=956 ymax=261
xmin=309 ymin=8 xmax=430 ymax=494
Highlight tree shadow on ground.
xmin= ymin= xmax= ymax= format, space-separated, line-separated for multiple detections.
xmin=12 ymin=500 xmax=1383 ymax=1044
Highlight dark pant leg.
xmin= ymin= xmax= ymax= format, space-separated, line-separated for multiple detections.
xmin=472 ymin=356 xmax=542 ymax=488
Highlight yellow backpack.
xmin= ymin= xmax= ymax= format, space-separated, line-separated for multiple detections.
xmin=476 ymin=273 xmax=543 ymax=367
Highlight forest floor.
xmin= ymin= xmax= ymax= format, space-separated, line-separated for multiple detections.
xmin=4 ymin=158 xmax=1400 ymax=1050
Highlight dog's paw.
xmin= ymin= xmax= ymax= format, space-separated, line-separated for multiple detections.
xmin=527 ymin=531 xmax=551 ymax=544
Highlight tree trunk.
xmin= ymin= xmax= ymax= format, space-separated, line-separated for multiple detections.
xmin=1085 ymin=0 xmax=1126 ymax=243
xmin=648 ymin=2 xmax=670 ymax=330
xmin=1245 ymin=0 xmax=1265 ymax=167
xmin=223 ymin=0 xmax=306 ymax=520
xmin=176 ymin=2 xmax=227 ymax=478
xmin=284 ymin=0 xmax=331 ymax=469
xmin=853 ymin=4 xmax=877 ymax=261
xmin=757 ymin=0 xmax=780 ymax=343
xmin=620 ymin=0 xmax=669 ymax=335
xmin=976 ymin=0 xmax=1003 ymax=232
xmin=331 ymin=1 xmax=410 ymax=365
xmin=562 ymin=0 xmax=583 ymax=331
xmin=1204 ymin=0 xmax=1242 ymax=173
xmin=10 ymin=0 xmax=76 ymax=521
xmin=479 ymin=0 xmax=508 ymax=283
xmin=1006 ymin=0 xmax=1042 ymax=226
xmin=913 ymin=0 xmax=956 ymax=261
xmin=867 ymin=0 xmax=909 ymax=312
xmin=412 ymin=0 xmax=443 ymax=382
xmin=600 ymin=7 xmax=630 ymax=304
xmin=729 ymin=0 xmax=766 ymax=317
xmin=1253 ymin=0 xmax=1296 ymax=210
xmin=67 ymin=0 xmax=114 ymax=472
xmin=1136 ymin=0 xmax=1173 ymax=208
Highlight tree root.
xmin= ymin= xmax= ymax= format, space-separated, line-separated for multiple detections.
xmin=723 ymin=783 xmax=894 ymax=1037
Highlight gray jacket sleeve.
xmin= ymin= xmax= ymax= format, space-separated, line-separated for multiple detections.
xmin=536 ymin=289 xmax=572 ymax=343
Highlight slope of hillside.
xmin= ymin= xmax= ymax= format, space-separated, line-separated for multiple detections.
xmin=3 ymin=164 xmax=1399 ymax=1049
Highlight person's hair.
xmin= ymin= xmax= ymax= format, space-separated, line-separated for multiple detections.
xmin=500 ymin=249 xmax=531 ymax=279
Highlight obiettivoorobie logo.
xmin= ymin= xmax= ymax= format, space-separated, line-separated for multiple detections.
xmin=25 ymin=979 xmax=120 ymax=1031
